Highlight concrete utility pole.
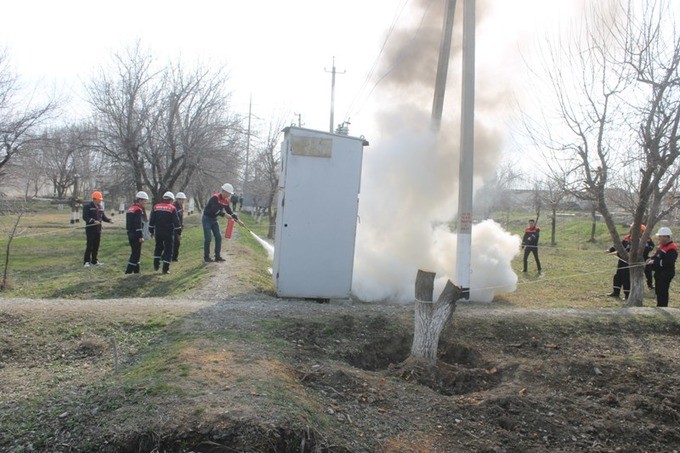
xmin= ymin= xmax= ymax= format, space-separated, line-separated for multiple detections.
xmin=325 ymin=57 xmax=345 ymax=133
xmin=431 ymin=0 xmax=457 ymax=131
xmin=455 ymin=0 xmax=475 ymax=300
xmin=294 ymin=112 xmax=303 ymax=127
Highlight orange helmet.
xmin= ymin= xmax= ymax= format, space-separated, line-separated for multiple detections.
xmin=92 ymin=191 xmax=103 ymax=200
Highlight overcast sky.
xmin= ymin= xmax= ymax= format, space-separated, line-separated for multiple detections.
xmin=0 ymin=0 xmax=591 ymax=144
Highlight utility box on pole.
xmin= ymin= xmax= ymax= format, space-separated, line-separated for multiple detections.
xmin=273 ymin=126 xmax=367 ymax=299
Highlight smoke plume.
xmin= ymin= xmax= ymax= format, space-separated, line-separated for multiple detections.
xmin=352 ymin=0 xmax=520 ymax=302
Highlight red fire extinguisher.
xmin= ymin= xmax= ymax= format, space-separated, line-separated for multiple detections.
xmin=224 ymin=218 xmax=235 ymax=238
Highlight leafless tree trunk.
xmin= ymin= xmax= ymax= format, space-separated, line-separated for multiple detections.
xmin=531 ymin=180 xmax=542 ymax=224
xmin=544 ymin=177 xmax=567 ymax=246
xmin=0 ymin=203 xmax=25 ymax=290
xmin=589 ymin=203 xmax=598 ymax=243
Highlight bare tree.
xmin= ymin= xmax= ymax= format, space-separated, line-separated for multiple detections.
xmin=87 ymin=43 xmax=244 ymax=203
xmin=0 ymin=49 xmax=58 ymax=179
xmin=530 ymin=179 xmax=543 ymax=225
xmin=543 ymin=176 xmax=568 ymax=246
xmin=145 ymin=61 xmax=242 ymax=200
xmin=475 ymin=162 xmax=522 ymax=223
xmin=86 ymin=42 xmax=157 ymax=194
xmin=0 ymin=199 xmax=27 ymax=290
xmin=6 ymin=142 xmax=48 ymax=200
xmin=249 ymin=116 xmax=287 ymax=239
xmin=35 ymin=125 xmax=95 ymax=199
xmin=526 ymin=0 xmax=680 ymax=306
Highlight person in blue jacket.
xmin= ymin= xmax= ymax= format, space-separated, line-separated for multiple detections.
xmin=202 ymin=183 xmax=244 ymax=262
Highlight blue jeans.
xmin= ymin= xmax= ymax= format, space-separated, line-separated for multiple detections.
xmin=202 ymin=215 xmax=222 ymax=259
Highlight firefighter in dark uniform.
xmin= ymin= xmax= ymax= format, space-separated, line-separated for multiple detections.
xmin=82 ymin=190 xmax=113 ymax=267
xmin=202 ymin=183 xmax=244 ymax=262
xmin=521 ymin=219 xmax=541 ymax=274
xmin=646 ymin=227 xmax=678 ymax=307
xmin=172 ymin=192 xmax=187 ymax=262
xmin=149 ymin=191 xmax=181 ymax=274
xmin=125 ymin=191 xmax=149 ymax=274
xmin=606 ymin=232 xmax=632 ymax=300
xmin=606 ymin=224 xmax=650 ymax=300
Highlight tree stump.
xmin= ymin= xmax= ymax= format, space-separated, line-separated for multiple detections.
xmin=410 ymin=269 xmax=462 ymax=364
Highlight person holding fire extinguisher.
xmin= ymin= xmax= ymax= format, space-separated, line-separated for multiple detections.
xmin=202 ymin=183 xmax=244 ymax=263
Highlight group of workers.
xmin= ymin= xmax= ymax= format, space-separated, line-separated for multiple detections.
xmin=521 ymin=218 xmax=678 ymax=307
xmin=82 ymin=183 xmax=244 ymax=275
xmin=606 ymin=224 xmax=678 ymax=307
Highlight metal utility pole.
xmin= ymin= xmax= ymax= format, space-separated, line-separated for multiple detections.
xmin=455 ymin=0 xmax=475 ymax=300
xmin=431 ymin=0 xmax=457 ymax=131
xmin=325 ymin=57 xmax=345 ymax=133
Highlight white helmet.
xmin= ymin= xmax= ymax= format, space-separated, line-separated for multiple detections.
xmin=656 ymin=227 xmax=672 ymax=236
xmin=221 ymin=183 xmax=234 ymax=193
xmin=175 ymin=192 xmax=187 ymax=199
xmin=135 ymin=191 xmax=149 ymax=200
xmin=163 ymin=191 xmax=175 ymax=200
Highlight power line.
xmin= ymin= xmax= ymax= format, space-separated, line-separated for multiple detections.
xmin=343 ymin=0 xmax=410 ymax=121
xmin=343 ymin=0 xmax=437 ymax=123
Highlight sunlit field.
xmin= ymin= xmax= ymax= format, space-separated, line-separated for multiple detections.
xmin=0 ymin=202 xmax=674 ymax=307
xmin=0 ymin=201 xmax=272 ymax=299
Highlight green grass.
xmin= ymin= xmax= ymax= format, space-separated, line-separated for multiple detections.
xmin=426 ymin=212 xmax=655 ymax=309
xmin=0 ymin=204 xmax=673 ymax=307
xmin=0 ymin=207 xmax=267 ymax=298
xmin=492 ymin=212 xmax=666 ymax=309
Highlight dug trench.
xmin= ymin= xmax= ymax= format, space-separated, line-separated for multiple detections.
xmin=117 ymin=308 xmax=680 ymax=452
xmin=3 ymin=299 xmax=680 ymax=452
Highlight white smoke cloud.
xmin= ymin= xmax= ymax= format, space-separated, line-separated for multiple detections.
xmin=350 ymin=0 xmax=521 ymax=303
xmin=351 ymin=120 xmax=520 ymax=303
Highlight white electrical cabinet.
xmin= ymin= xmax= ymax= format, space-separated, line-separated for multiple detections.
xmin=273 ymin=127 xmax=367 ymax=299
